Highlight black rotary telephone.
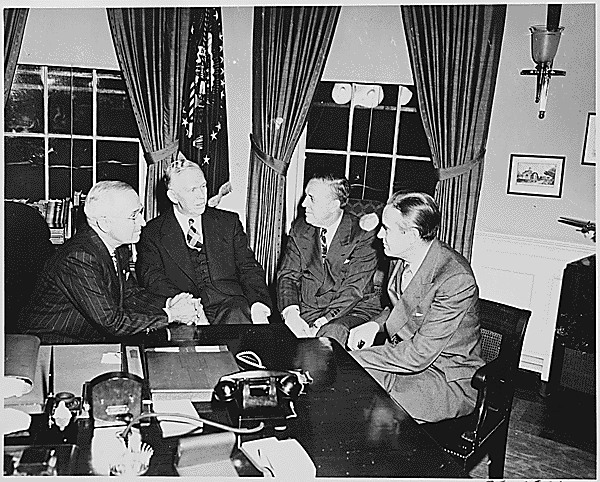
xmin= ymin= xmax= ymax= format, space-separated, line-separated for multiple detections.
xmin=213 ymin=370 xmax=305 ymax=417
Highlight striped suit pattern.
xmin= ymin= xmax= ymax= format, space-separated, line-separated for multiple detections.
xmin=17 ymin=223 xmax=169 ymax=343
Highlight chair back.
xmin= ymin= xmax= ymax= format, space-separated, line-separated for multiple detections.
xmin=478 ymin=299 xmax=530 ymax=373
xmin=4 ymin=201 xmax=56 ymax=331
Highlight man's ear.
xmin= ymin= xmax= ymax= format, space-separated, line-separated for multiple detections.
xmin=166 ymin=189 xmax=178 ymax=205
xmin=95 ymin=216 xmax=111 ymax=234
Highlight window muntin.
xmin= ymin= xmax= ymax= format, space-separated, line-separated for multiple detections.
xmin=4 ymin=64 xmax=142 ymax=202
xmin=305 ymin=81 xmax=436 ymax=202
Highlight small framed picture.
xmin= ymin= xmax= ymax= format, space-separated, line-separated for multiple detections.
xmin=507 ymin=154 xmax=565 ymax=198
xmin=581 ymin=112 xmax=596 ymax=166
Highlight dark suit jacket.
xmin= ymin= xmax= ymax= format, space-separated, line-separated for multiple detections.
xmin=352 ymin=238 xmax=484 ymax=421
xmin=277 ymin=210 xmax=380 ymax=325
xmin=16 ymin=223 xmax=169 ymax=343
xmin=136 ymin=207 xmax=272 ymax=311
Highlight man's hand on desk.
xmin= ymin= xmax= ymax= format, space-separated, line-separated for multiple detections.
xmin=348 ymin=321 xmax=379 ymax=351
xmin=282 ymin=306 xmax=312 ymax=338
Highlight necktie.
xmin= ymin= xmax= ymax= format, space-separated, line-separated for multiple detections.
xmin=319 ymin=228 xmax=328 ymax=261
xmin=187 ymin=218 xmax=203 ymax=250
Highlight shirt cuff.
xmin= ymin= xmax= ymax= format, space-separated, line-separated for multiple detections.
xmin=281 ymin=305 xmax=300 ymax=320
xmin=163 ymin=297 xmax=174 ymax=323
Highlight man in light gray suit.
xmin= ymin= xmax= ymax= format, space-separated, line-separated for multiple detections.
xmin=348 ymin=192 xmax=484 ymax=423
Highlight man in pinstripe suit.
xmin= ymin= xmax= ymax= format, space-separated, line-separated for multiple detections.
xmin=16 ymin=181 xmax=201 ymax=343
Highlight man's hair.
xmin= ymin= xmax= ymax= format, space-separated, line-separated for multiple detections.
xmin=164 ymin=154 xmax=203 ymax=190
xmin=84 ymin=181 xmax=135 ymax=221
xmin=309 ymin=172 xmax=350 ymax=208
xmin=387 ymin=191 xmax=440 ymax=242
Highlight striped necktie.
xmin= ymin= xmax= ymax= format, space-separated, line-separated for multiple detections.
xmin=187 ymin=218 xmax=203 ymax=250
xmin=320 ymin=228 xmax=328 ymax=261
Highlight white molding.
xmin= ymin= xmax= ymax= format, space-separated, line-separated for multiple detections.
xmin=471 ymin=230 xmax=595 ymax=381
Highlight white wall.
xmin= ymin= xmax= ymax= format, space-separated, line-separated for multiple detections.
xmin=19 ymin=8 xmax=118 ymax=70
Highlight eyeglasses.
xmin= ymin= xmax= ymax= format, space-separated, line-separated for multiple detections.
xmin=103 ymin=208 xmax=144 ymax=221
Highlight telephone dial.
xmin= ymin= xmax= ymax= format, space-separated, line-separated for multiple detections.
xmin=213 ymin=370 xmax=305 ymax=416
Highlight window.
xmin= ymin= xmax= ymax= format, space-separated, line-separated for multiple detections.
xmin=304 ymin=82 xmax=437 ymax=202
xmin=4 ymin=64 xmax=144 ymax=202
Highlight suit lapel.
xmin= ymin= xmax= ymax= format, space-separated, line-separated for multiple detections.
xmin=160 ymin=209 xmax=196 ymax=283
xmin=385 ymin=239 xmax=441 ymax=336
xmin=84 ymin=225 xmax=121 ymax=301
xmin=201 ymin=208 xmax=224 ymax=283
xmin=296 ymin=221 xmax=324 ymax=279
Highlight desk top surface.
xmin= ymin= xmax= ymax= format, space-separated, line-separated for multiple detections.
xmin=6 ymin=324 xmax=468 ymax=478
xmin=148 ymin=323 xmax=467 ymax=478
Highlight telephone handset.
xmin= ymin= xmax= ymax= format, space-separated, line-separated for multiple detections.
xmin=213 ymin=370 xmax=304 ymax=412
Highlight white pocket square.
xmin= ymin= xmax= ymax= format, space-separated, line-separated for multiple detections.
xmin=414 ymin=312 xmax=424 ymax=317
xmin=343 ymin=259 xmax=351 ymax=264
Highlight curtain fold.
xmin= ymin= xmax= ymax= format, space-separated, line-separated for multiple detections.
xmin=4 ymin=8 xmax=29 ymax=105
xmin=402 ymin=5 xmax=506 ymax=260
xmin=107 ymin=7 xmax=191 ymax=220
xmin=247 ymin=6 xmax=340 ymax=284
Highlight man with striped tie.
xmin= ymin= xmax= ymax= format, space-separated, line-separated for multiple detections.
xmin=277 ymin=172 xmax=381 ymax=347
xmin=17 ymin=181 xmax=201 ymax=343
xmin=347 ymin=192 xmax=484 ymax=423
xmin=136 ymin=158 xmax=273 ymax=325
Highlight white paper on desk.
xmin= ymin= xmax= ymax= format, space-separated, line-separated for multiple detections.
xmin=241 ymin=437 xmax=316 ymax=478
xmin=152 ymin=399 xmax=204 ymax=437
xmin=101 ymin=352 xmax=121 ymax=364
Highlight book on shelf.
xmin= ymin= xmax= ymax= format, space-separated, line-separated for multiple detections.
xmin=144 ymin=345 xmax=239 ymax=402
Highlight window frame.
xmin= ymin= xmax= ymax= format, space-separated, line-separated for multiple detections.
xmin=4 ymin=64 xmax=146 ymax=203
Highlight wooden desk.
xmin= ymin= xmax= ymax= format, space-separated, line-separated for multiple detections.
xmin=6 ymin=324 xmax=468 ymax=478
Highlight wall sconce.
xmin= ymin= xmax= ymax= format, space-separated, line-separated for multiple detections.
xmin=520 ymin=17 xmax=566 ymax=119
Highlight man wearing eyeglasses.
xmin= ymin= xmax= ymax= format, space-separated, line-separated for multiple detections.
xmin=136 ymin=157 xmax=273 ymax=325
xmin=17 ymin=181 xmax=201 ymax=343
xmin=347 ymin=192 xmax=484 ymax=424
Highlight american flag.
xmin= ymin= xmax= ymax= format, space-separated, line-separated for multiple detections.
xmin=180 ymin=8 xmax=231 ymax=206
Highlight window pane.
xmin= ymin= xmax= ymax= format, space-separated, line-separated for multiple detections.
xmin=304 ymin=153 xmax=346 ymax=180
xmin=396 ymin=112 xmax=432 ymax=158
xmin=97 ymin=140 xmax=139 ymax=191
xmin=306 ymin=104 xmax=349 ymax=151
xmin=4 ymin=136 xmax=45 ymax=201
xmin=351 ymin=107 xmax=395 ymax=154
xmin=73 ymin=140 xmax=93 ymax=195
xmin=4 ymin=65 xmax=44 ymax=134
xmin=48 ymin=138 xmax=71 ymax=198
xmin=48 ymin=138 xmax=93 ymax=198
xmin=48 ymin=67 xmax=93 ymax=135
xmin=349 ymin=155 xmax=391 ymax=202
xmin=97 ymin=71 xmax=139 ymax=138
xmin=393 ymin=159 xmax=438 ymax=197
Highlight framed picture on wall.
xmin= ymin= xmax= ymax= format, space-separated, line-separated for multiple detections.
xmin=507 ymin=154 xmax=565 ymax=198
xmin=581 ymin=112 xmax=596 ymax=166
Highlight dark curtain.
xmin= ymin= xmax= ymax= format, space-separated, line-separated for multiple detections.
xmin=247 ymin=6 xmax=340 ymax=284
xmin=107 ymin=8 xmax=191 ymax=220
xmin=4 ymin=8 xmax=28 ymax=105
xmin=179 ymin=8 xmax=231 ymax=207
xmin=402 ymin=5 xmax=506 ymax=260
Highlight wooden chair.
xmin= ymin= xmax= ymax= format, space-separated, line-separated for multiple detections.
xmin=422 ymin=298 xmax=531 ymax=478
